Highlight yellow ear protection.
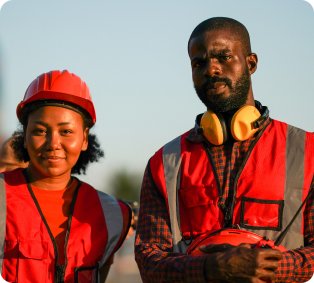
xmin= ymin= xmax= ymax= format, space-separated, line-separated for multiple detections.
xmin=200 ymin=105 xmax=269 ymax=146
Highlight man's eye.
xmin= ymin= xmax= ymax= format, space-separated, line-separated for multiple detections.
xmin=192 ymin=60 xmax=205 ymax=68
xmin=219 ymin=55 xmax=232 ymax=61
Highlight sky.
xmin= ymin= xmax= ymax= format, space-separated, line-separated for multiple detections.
xmin=0 ymin=0 xmax=313 ymax=193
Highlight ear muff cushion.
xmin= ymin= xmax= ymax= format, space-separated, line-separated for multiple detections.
xmin=200 ymin=110 xmax=227 ymax=145
xmin=230 ymin=105 xmax=261 ymax=141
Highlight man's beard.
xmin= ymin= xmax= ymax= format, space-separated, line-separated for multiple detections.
xmin=194 ymin=69 xmax=251 ymax=113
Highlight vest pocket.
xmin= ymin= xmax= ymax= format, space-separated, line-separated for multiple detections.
xmin=179 ymin=186 xmax=222 ymax=236
xmin=240 ymin=197 xmax=284 ymax=230
xmin=74 ymin=265 xmax=99 ymax=283
xmin=19 ymin=240 xmax=48 ymax=260
xmin=17 ymin=240 xmax=48 ymax=283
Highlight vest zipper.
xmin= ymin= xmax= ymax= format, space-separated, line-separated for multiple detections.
xmin=204 ymin=142 xmax=228 ymax=223
xmin=55 ymin=265 xmax=64 ymax=283
xmin=24 ymin=171 xmax=81 ymax=283
xmin=224 ymin=124 xmax=270 ymax=227
xmin=203 ymin=142 xmax=222 ymax=197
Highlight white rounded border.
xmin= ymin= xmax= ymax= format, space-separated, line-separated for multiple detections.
xmin=0 ymin=0 xmax=10 ymax=10
xmin=304 ymin=0 xmax=314 ymax=9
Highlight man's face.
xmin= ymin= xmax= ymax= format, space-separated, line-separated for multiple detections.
xmin=189 ymin=29 xmax=253 ymax=113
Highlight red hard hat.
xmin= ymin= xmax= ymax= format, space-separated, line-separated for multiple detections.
xmin=187 ymin=228 xmax=286 ymax=255
xmin=16 ymin=70 xmax=96 ymax=126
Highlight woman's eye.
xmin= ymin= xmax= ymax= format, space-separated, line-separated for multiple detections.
xmin=61 ymin=129 xmax=73 ymax=135
xmin=32 ymin=128 xmax=46 ymax=135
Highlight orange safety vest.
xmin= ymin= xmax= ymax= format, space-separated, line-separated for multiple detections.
xmin=149 ymin=120 xmax=314 ymax=253
xmin=0 ymin=169 xmax=131 ymax=283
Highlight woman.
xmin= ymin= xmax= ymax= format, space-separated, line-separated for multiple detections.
xmin=0 ymin=70 xmax=132 ymax=283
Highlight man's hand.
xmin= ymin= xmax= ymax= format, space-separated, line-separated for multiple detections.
xmin=202 ymin=244 xmax=282 ymax=282
xmin=0 ymin=136 xmax=28 ymax=173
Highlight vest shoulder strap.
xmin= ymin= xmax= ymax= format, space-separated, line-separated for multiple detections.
xmin=162 ymin=135 xmax=186 ymax=253
xmin=96 ymin=191 xmax=127 ymax=266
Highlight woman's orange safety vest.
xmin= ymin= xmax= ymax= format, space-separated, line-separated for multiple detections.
xmin=149 ymin=120 xmax=314 ymax=253
xmin=0 ymin=169 xmax=131 ymax=283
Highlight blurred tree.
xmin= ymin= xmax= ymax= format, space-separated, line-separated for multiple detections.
xmin=108 ymin=168 xmax=142 ymax=202
xmin=106 ymin=169 xmax=143 ymax=283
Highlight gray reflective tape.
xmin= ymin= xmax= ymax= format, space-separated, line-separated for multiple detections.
xmin=0 ymin=174 xmax=5 ymax=274
xmin=281 ymin=125 xmax=305 ymax=249
xmin=97 ymin=192 xmax=123 ymax=266
xmin=163 ymin=136 xmax=184 ymax=253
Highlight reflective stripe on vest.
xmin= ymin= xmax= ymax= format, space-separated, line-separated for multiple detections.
xmin=97 ymin=192 xmax=124 ymax=266
xmin=282 ymin=125 xmax=305 ymax=248
xmin=163 ymin=124 xmax=307 ymax=252
xmin=163 ymin=136 xmax=183 ymax=253
xmin=0 ymin=174 xmax=5 ymax=274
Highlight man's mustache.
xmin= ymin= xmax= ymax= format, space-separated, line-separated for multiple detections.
xmin=204 ymin=76 xmax=232 ymax=89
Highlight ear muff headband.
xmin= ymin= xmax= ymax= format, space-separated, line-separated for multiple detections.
xmin=200 ymin=110 xmax=228 ymax=146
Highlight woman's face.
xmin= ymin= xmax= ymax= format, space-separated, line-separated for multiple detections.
xmin=24 ymin=106 xmax=88 ymax=180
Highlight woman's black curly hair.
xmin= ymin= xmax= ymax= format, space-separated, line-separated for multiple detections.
xmin=11 ymin=102 xmax=104 ymax=175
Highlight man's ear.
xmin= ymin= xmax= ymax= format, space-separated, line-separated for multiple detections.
xmin=247 ymin=53 xmax=258 ymax=74
xmin=81 ymin=128 xmax=89 ymax=151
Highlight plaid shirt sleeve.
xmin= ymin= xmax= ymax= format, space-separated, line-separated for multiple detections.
xmin=134 ymin=164 xmax=209 ymax=283
xmin=275 ymin=180 xmax=314 ymax=282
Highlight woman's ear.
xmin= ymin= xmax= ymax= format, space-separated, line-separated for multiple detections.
xmin=247 ymin=53 xmax=258 ymax=74
xmin=81 ymin=128 xmax=89 ymax=151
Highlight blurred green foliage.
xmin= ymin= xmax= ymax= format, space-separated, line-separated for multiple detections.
xmin=108 ymin=169 xmax=142 ymax=202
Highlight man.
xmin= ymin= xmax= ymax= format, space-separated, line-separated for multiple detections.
xmin=135 ymin=17 xmax=314 ymax=283
xmin=0 ymin=135 xmax=28 ymax=172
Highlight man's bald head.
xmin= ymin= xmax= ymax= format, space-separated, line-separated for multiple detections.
xmin=188 ymin=17 xmax=252 ymax=55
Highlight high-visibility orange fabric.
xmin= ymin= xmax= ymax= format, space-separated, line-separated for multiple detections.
xmin=149 ymin=120 xmax=313 ymax=244
xmin=2 ymin=169 xmax=132 ymax=283
xmin=32 ymin=178 xmax=78 ymax=264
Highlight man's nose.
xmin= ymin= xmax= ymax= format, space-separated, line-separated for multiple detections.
xmin=205 ymin=59 xmax=221 ymax=77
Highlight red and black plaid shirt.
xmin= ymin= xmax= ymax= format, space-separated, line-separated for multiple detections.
xmin=135 ymin=117 xmax=314 ymax=283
